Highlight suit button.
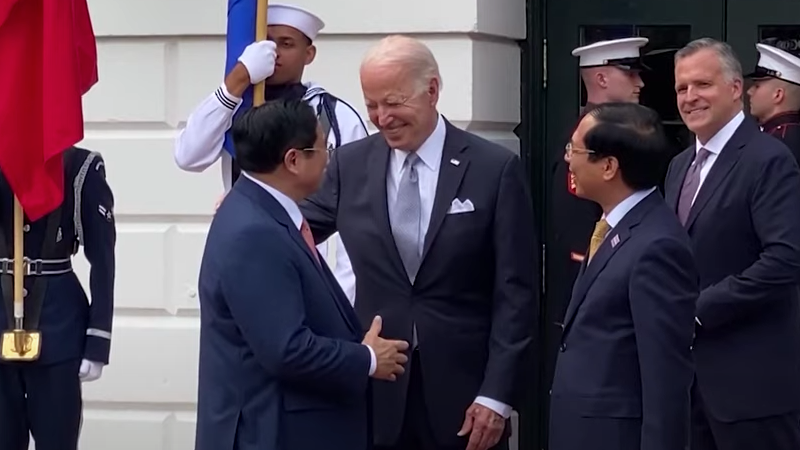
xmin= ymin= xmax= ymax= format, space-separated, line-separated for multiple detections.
xmin=23 ymin=224 xmax=30 ymax=232
xmin=559 ymin=343 xmax=566 ymax=352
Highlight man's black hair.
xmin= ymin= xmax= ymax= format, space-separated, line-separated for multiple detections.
xmin=584 ymin=102 xmax=671 ymax=190
xmin=232 ymin=98 xmax=319 ymax=174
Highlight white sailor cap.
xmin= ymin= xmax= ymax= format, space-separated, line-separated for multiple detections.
xmin=267 ymin=3 xmax=325 ymax=41
xmin=745 ymin=43 xmax=800 ymax=86
xmin=571 ymin=37 xmax=650 ymax=70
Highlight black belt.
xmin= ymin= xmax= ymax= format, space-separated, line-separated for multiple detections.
xmin=0 ymin=257 xmax=72 ymax=276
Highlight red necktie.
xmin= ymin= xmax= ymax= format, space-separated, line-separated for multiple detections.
xmin=300 ymin=218 xmax=320 ymax=265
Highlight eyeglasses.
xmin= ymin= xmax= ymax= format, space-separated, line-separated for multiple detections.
xmin=298 ymin=147 xmax=331 ymax=163
xmin=299 ymin=147 xmax=330 ymax=156
xmin=565 ymin=142 xmax=596 ymax=157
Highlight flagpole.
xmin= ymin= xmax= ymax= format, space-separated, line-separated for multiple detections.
xmin=12 ymin=196 xmax=26 ymax=353
xmin=13 ymin=197 xmax=23 ymax=329
xmin=1 ymin=196 xmax=40 ymax=360
xmin=252 ymin=0 xmax=269 ymax=107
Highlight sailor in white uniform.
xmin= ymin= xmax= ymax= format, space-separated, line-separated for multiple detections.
xmin=174 ymin=3 xmax=365 ymax=304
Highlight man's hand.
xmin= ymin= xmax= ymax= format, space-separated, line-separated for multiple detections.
xmin=457 ymin=403 xmax=506 ymax=450
xmin=362 ymin=316 xmax=409 ymax=381
xmin=79 ymin=359 xmax=104 ymax=382
xmin=238 ymin=40 xmax=277 ymax=84
xmin=224 ymin=40 xmax=277 ymax=97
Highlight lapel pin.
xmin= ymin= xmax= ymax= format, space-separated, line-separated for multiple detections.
xmin=610 ymin=234 xmax=620 ymax=248
xmin=450 ymin=158 xmax=460 ymax=166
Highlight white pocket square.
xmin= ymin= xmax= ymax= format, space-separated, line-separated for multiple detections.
xmin=447 ymin=198 xmax=475 ymax=214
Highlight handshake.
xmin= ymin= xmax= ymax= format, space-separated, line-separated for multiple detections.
xmin=362 ymin=316 xmax=410 ymax=381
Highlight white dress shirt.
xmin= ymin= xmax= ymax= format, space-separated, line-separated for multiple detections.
xmin=386 ymin=115 xmax=513 ymax=419
xmin=691 ymin=110 xmax=745 ymax=205
xmin=242 ymin=172 xmax=377 ymax=375
xmin=604 ymin=187 xmax=657 ymax=229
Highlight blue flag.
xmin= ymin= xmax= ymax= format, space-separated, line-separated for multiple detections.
xmin=223 ymin=0 xmax=258 ymax=157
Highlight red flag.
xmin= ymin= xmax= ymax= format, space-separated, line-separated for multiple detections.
xmin=0 ymin=0 xmax=98 ymax=221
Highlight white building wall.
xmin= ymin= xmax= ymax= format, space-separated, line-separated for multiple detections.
xmin=68 ymin=0 xmax=526 ymax=449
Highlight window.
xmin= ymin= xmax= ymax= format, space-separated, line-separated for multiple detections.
xmin=759 ymin=25 xmax=799 ymax=56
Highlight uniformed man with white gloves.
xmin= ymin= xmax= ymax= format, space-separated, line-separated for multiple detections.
xmin=175 ymin=3 xmax=367 ymax=304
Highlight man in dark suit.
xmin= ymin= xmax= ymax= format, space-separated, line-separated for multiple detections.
xmin=300 ymin=35 xmax=538 ymax=450
xmin=194 ymin=99 xmax=409 ymax=450
xmin=549 ymin=102 xmax=698 ymax=450
xmin=666 ymin=37 xmax=800 ymax=450
xmin=745 ymin=42 xmax=800 ymax=161
xmin=545 ymin=38 xmax=650 ymax=439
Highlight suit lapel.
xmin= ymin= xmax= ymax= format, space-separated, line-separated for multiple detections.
xmin=422 ymin=121 xmax=469 ymax=260
xmin=684 ymin=118 xmax=755 ymax=230
xmin=236 ymin=178 xmax=359 ymax=332
xmin=317 ymin=256 xmax=362 ymax=336
xmin=237 ymin=177 xmax=321 ymax=269
xmin=367 ymin=142 xmax=408 ymax=278
xmin=562 ymin=229 xmax=631 ymax=330
xmin=562 ymin=192 xmax=658 ymax=332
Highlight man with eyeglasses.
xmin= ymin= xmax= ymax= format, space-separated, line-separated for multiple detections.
xmin=545 ymin=37 xmax=650 ymax=431
xmin=550 ymin=102 xmax=697 ymax=450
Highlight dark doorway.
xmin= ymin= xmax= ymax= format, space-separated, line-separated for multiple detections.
xmin=538 ymin=3 xmax=724 ymax=448
xmin=518 ymin=1 xmax=800 ymax=449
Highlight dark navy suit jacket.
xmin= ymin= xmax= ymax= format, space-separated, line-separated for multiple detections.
xmin=194 ymin=176 xmax=373 ymax=450
xmin=549 ymin=191 xmax=698 ymax=450
xmin=665 ymin=115 xmax=800 ymax=422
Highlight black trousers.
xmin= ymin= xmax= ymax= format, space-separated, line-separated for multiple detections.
xmin=691 ymin=381 xmax=800 ymax=450
xmin=376 ymin=350 xmax=509 ymax=450
xmin=0 ymin=359 xmax=82 ymax=450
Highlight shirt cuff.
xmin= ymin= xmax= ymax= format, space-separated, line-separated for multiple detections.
xmin=474 ymin=396 xmax=512 ymax=419
xmin=366 ymin=345 xmax=376 ymax=376
xmin=215 ymin=83 xmax=242 ymax=111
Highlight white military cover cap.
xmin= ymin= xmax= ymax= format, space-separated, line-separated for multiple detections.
xmin=572 ymin=37 xmax=649 ymax=70
xmin=267 ymin=3 xmax=325 ymax=41
xmin=745 ymin=43 xmax=800 ymax=86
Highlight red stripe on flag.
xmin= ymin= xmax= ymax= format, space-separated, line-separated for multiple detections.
xmin=0 ymin=0 xmax=97 ymax=221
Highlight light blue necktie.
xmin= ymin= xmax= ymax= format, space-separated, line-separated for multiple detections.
xmin=390 ymin=153 xmax=422 ymax=282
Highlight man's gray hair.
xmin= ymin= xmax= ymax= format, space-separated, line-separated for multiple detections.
xmin=675 ymin=38 xmax=743 ymax=83
xmin=361 ymin=35 xmax=442 ymax=94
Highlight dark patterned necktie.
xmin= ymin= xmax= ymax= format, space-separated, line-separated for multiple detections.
xmin=677 ymin=148 xmax=711 ymax=226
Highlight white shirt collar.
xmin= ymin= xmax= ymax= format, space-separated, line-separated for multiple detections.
xmin=604 ymin=187 xmax=656 ymax=228
xmin=695 ymin=110 xmax=745 ymax=156
xmin=241 ymin=172 xmax=303 ymax=230
xmin=392 ymin=114 xmax=446 ymax=171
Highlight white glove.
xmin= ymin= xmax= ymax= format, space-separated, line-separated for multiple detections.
xmin=238 ymin=40 xmax=277 ymax=84
xmin=79 ymin=359 xmax=104 ymax=382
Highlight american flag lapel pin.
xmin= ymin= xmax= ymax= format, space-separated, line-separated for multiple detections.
xmin=610 ymin=234 xmax=620 ymax=248
xmin=450 ymin=158 xmax=460 ymax=166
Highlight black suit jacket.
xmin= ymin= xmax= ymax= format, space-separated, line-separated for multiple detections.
xmin=549 ymin=191 xmax=698 ymax=450
xmin=664 ymin=115 xmax=800 ymax=422
xmin=301 ymin=118 xmax=538 ymax=447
